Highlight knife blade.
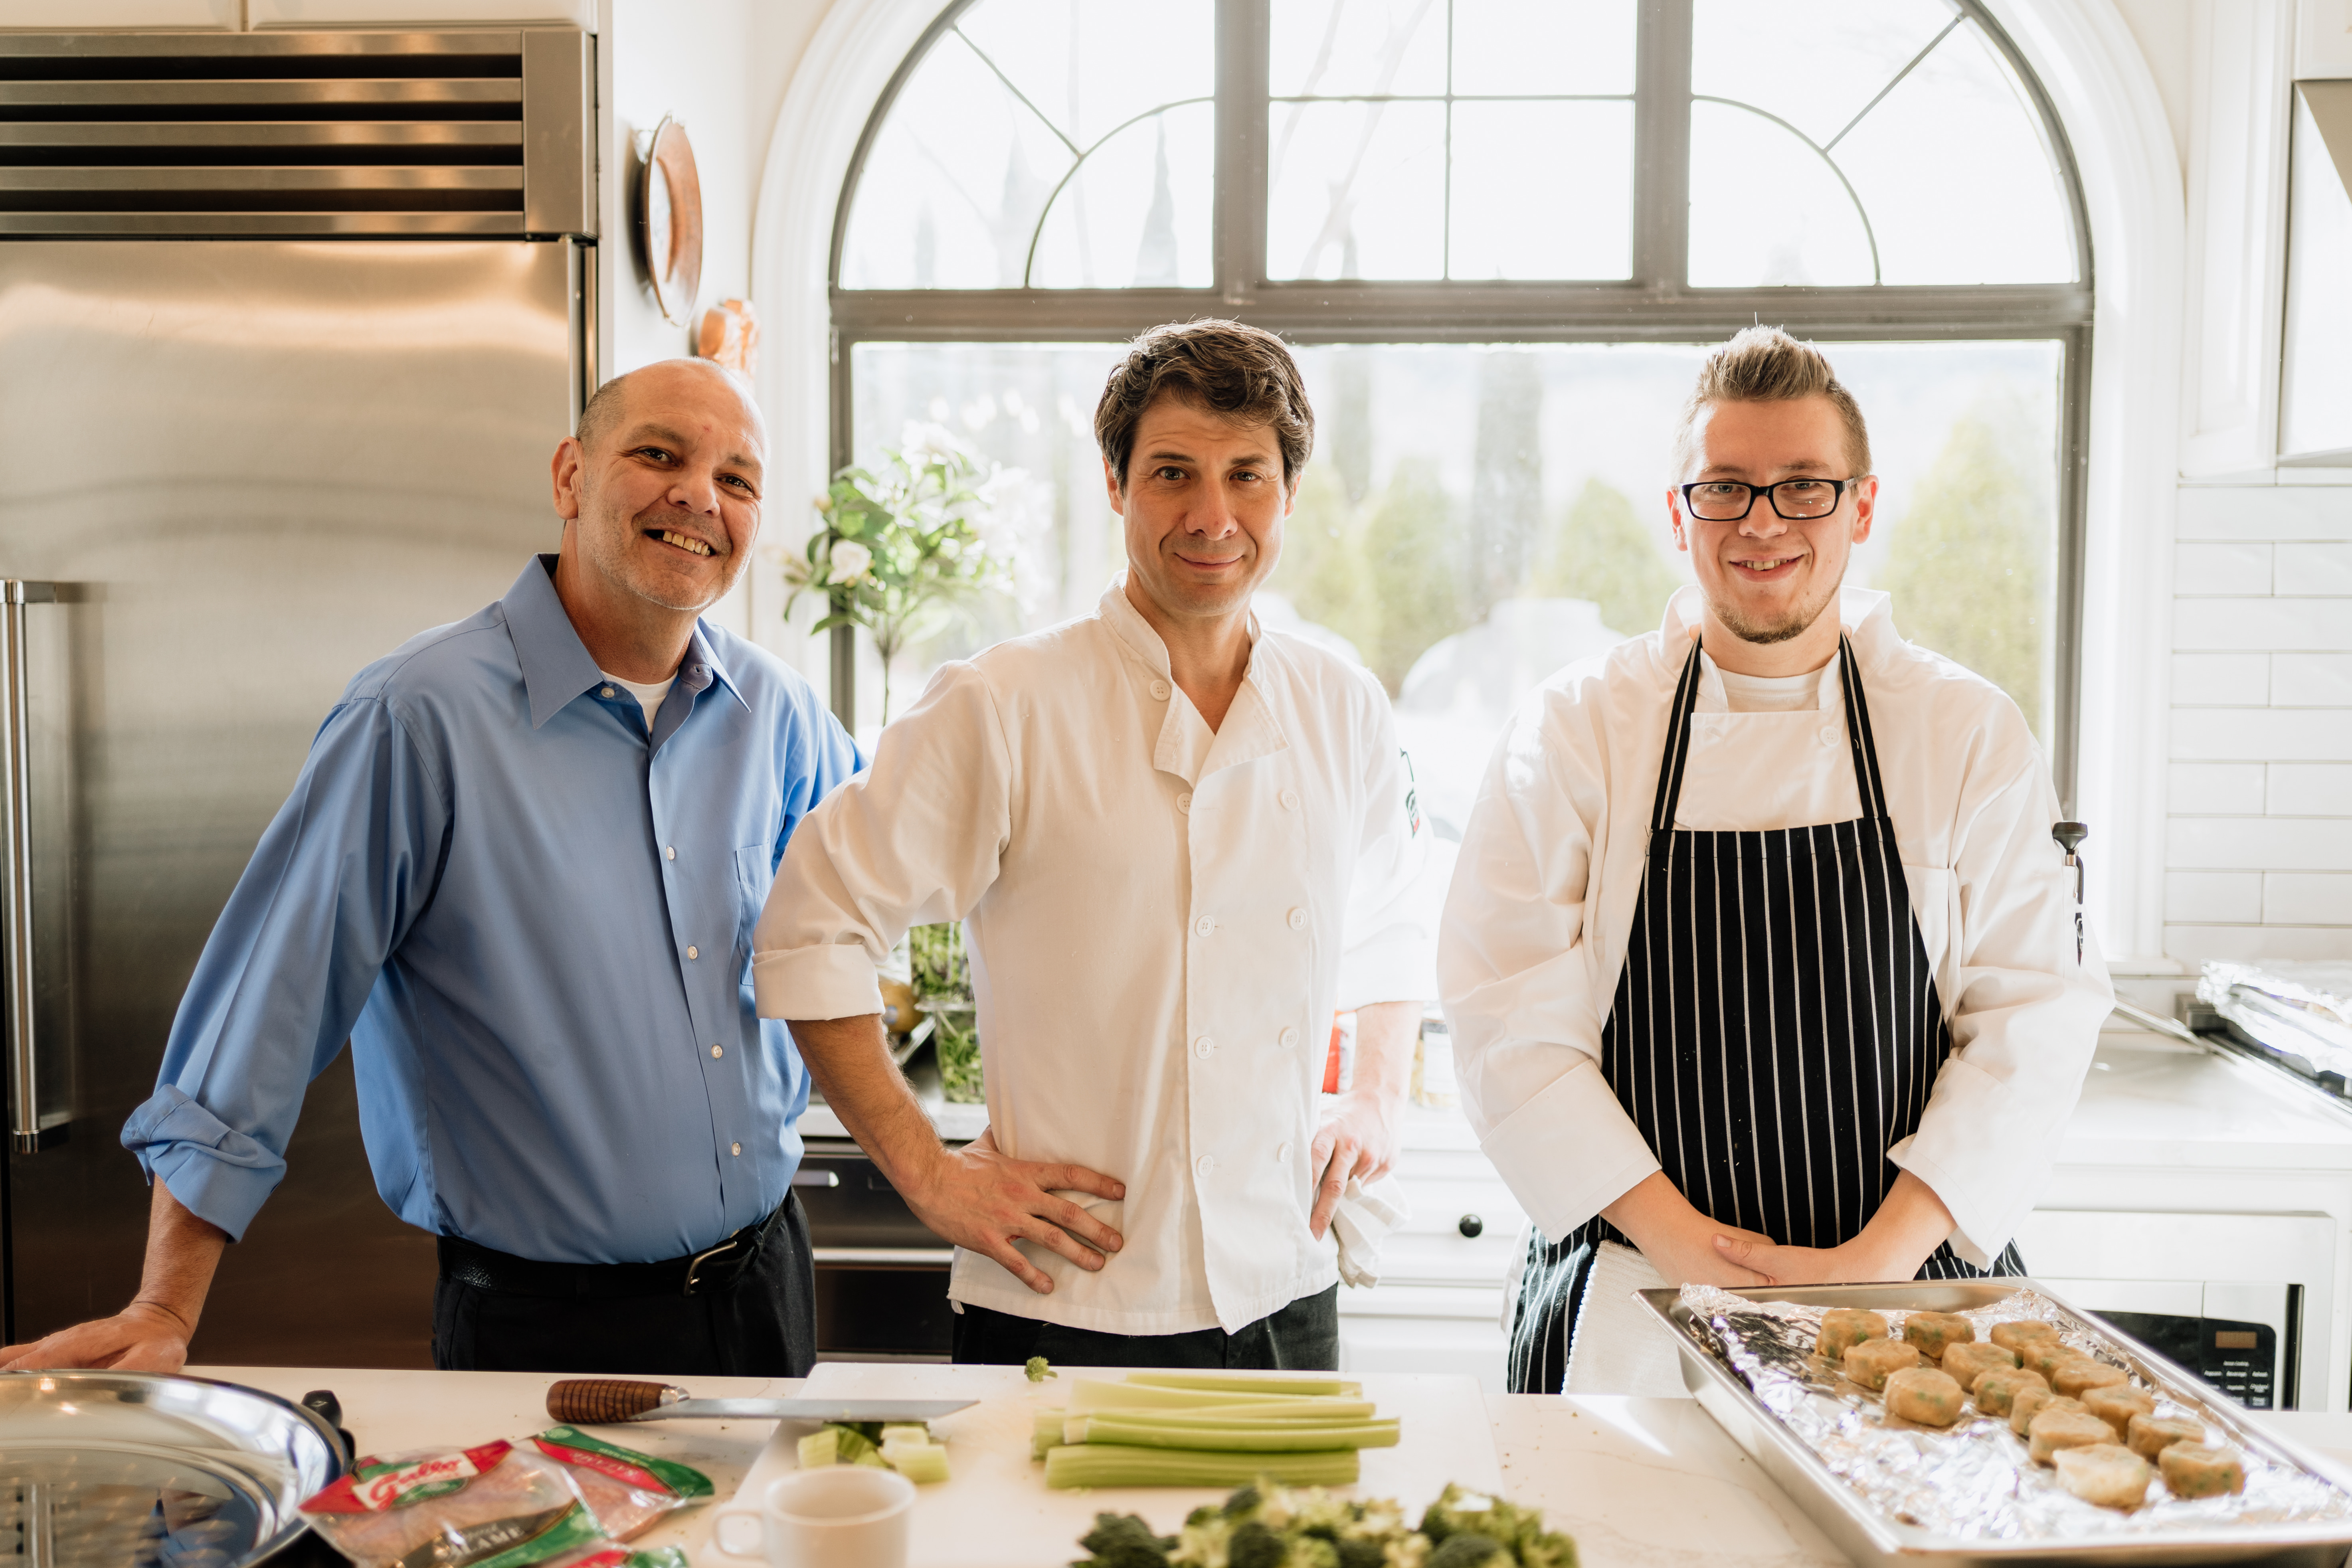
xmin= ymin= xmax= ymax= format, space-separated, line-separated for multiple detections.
xmin=546 ymin=1378 xmax=974 ymax=1426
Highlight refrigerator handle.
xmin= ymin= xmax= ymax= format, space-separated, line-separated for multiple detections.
xmin=2 ymin=579 xmax=56 ymax=1155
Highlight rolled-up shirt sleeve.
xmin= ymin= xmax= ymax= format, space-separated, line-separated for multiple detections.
xmin=120 ymin=697 xmax=449 ymax=1241
xmin=1438 ymin=696 xmax=1660 ymax=1242
xmin=1888 ymin=741 xmax=2113 ymax=1267
xmin=753 ymin=662 xmax=1013 ymax=1021
xmin=1334 ymin=673 xmax=1432 ymax=1011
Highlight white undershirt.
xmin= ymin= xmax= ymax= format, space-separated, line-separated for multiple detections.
xmin=1716 ymin=666 xmax=1823 ymax=713
xmin=600 ymin=670 xmax=676 ymax=725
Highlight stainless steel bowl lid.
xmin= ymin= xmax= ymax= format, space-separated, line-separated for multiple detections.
xmin=0 ymin=1370 xmax=344 ymax=1568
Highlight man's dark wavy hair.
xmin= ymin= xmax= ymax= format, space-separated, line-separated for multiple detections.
xmin=1093 ymin=318 xmax=1314 ymax=492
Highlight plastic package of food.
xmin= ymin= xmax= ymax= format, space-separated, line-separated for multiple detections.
xmin=531 ymin=1428 xmax=714 ymax=1540
xmin=300 ymin=1440 xmax=605 ymax=1568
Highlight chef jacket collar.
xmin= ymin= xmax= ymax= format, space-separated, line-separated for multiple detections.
xmin=1657 ymin=582 xmax=1899 ymax=697
xmin=1098 ymin=572 xmax=1289 ymax=785
xmin=507 ymin=553 xmax=750 ymax=730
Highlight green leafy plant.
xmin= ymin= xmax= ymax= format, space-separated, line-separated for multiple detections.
xmin=784 ymin=424 xmax=1017 ymax=724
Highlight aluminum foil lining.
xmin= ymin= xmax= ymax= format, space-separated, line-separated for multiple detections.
xmin=2199 ymin=960 xmax=2352 ymax=1080
xmin=1678 ymin=1285 xmax=2352 ymax=1541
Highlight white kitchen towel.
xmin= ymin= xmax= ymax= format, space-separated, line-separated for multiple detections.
xmin=1331 ymin=1173 xmax=1410 ymax=1287
xmin=1563 ymin=1240 xmax=1687 ymax=1396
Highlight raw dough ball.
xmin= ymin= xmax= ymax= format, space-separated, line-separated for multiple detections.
xmin=2127 ymin=1413 xmax=2206 ymax=1461
xmin=1844 ymin=1338 xmax=1923 ymax=1391
xmin=1990 ymin=1320 xmax=2061 ymax=1354
xmin=2054 ymin=1442 xmax=2153 ymax=1510
xmin=2029 ymin=1408 xmax=2120 ymax=1465
xmin=2160 ymin=1442 xmax=2246 ymax=1499
xmin=2008 ymin=1389 xmax=2083 ymax=1439
xmin=1882 ymin=1367 xmax=1966 ymax=1428
xmin=2053 ymin=1360 xmax=2130 ymax=1398
xmin=1942 ymin=1341 xmax=2019 ymax=1390
xmin=1817 ymin=1308 xmax=1888 ymax=1359
xmin=1903 ymin=1311 xmax=1976 ymax=1360
xmin=2081 ymin=1384 xmax=2156 ymax=1437
xmin=2024 ymin=1342 xmax=2084 ymax=1378
xmin=1973 ymin=1365 xmax=2049 ymax=1418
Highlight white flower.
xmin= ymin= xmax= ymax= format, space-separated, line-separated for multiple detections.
xmin=899 ymin=421 xmax=966 ymax=469
xmin=827 ymin=539 xmax=874 ymax=585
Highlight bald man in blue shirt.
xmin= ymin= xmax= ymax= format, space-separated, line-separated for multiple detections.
xmin=1 ymin=360 xmax=863 ymax=1376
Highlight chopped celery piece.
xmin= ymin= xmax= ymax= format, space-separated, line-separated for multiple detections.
xmin=878 ymin=1424 xmax=931 ymax=1445
xmin=1043 ymin=1443 xmax=1358 ymax=1489
xmin=1068 ymin=1379 xmax=1306 ymax=1413
xmin=883 ymin=1441 xmax=951 ymax=1483
xmin=795 ymin=1429 xmax=839 ymax=1469
xmin=1033 ymin=1409 xmax=1067 ymax=1459
xmin=1124 ymin=1371 xmax=1361 ymax=1398
xmin=1066 ymin=1415 xmax=1400 ymax=1451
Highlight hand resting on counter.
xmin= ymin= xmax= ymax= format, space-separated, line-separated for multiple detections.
xmin=0 ymin=1181 xmax=225 ymax=1373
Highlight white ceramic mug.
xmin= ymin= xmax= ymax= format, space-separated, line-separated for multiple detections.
xmin=709 ymin=1466 xmax=917 ymax=1568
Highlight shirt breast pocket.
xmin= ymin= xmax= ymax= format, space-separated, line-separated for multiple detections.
xmin=734 ymin=842 xmax=776 ymax=974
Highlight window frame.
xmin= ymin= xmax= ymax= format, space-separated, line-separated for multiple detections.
xmin=826 ymin=0 xmax=2097 ymax=806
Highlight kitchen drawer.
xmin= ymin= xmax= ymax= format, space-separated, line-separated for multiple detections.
xmin=1335 ymin=1281 xmax=1505 ymax=1322
xmin=797 ymin=1140 xmax=950 ymax=1250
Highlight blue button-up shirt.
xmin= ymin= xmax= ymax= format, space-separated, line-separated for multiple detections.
xmin=122 ymin=556 xmax=862 ymax=1264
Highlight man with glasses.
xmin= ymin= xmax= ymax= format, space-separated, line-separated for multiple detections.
xmin=1440 ymin=326 xmax=2112 ymax=1394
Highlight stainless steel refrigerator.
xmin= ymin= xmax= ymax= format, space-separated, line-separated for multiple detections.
xmin=0 ymin=28 xmax=596 ymax=1366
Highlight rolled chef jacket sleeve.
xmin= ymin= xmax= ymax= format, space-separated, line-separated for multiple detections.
xmin=121 ymin=696 xmax=448 ymax=1241
xmin=1887 ymin=736 xmax=2113 ymax=1268
xmin=754 ymin=662 xmax=1013 ymax=1021
xmin=1438 ymin=690 xmax=1662 ymax=1242
xmin=1334 ymin=673 xmax=1433 ymax=1010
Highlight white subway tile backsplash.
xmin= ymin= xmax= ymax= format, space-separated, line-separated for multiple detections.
xmin=2265 ymin=872 xmax=2352 ymax=924
xmin=2170 ymin=653 xmax=2269 ymax=705
xmin=2166 ymin=815 xmax=2352 ymax=869
xmin=2162 ymin=923 xmax=2352 ymax=961
xmin=2176 ymin=485 xmax=2352 ymax=540
xmin=2172 ymin=761 xmax=2269 ymax=813
xmin=2273 ymin=653 xmax=2352 ymax=707
xmin=2172 ymin=707 xmax=2352 ymax=760
xmin=2269 ymin=762 xmax=2352 ymax=815
xmin=2166 ymin=870 xmax=2264 ymax=921
xmin=2174 ymin=542 xmax=2273 ymax=595
xmin=2277 ymin=542 xmax=2352 ymax=595
xmin=2172 ymin=599 xmax=2352 ymax=651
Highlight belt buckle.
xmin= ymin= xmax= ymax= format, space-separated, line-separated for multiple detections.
xmin=683 ymin=1236 xmax=743 ymax=1297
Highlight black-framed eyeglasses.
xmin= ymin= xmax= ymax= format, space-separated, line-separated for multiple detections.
xmin=1679 ymin=476 xmax=1866 ymax=521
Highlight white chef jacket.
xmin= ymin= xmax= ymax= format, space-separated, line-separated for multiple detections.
xmin=1439 ymin=586 xmax=2113 ymax=1268
xmin=753 ymin=576 xmax=1430 ymax=1334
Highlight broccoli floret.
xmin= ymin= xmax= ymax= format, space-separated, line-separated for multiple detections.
xmin=1424 ymin=1534 xmax=1508 ymax=1568
xmin=1226 ymin=1521 xmax=1286 ymax=1568
xmin=1285 ymin=1538 xmax=1341 ymax=1568
xmin=1515 ymin=1532 xmax=1578 ymax=1568
xmin=1335 ymin=1540 xmax=1387 ymax=1568
xmin=1224 ymin=1484 xmax=1264 ymax=1520
xmin=1074 ymin=1512 xmax=1175 ymax=1568
xmin=1027 ymin=1355 xmax=1058 ymax=1383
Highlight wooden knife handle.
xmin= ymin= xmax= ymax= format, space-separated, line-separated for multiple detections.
xmin=545 ymin=1378 xmax=680 ymax=1424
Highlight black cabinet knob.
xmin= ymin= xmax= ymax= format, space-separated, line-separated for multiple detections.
xmin=1458 ymin=1214 xmax=1483 ymax=1238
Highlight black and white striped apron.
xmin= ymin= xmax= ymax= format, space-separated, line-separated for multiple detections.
xmin=1506 ymin=636 xmax=2022 ymax=1394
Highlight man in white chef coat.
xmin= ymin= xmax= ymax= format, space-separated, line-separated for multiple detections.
xmin=754 ymin=320 xmax=1429 ymax=1368
xmin=1440 ymin=327 xmax=2113 ymax=1395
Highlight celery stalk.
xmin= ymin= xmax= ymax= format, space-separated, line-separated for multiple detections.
xmin=1124 ymin=1371 xmax=1361 ymax=1398
xmin=1033 ymin=1409 xmax=1068 ymax=1459
xmin=1042 ymin=1443 xmax=1359 ymax=1489
xmin=1087 ymin=1400 xmax=1378 ymax=1425
xmin=1065 ymin=1416 xmax=1400 ymax=1451
xmin=1068 ymin=1379 xmax=1307 ymax=1413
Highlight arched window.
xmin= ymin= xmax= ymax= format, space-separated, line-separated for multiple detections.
xmin=827 ymin=0 xmax=2091 ymax=840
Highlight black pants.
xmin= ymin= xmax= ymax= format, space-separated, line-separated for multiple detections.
xmin=431 ymin=1198 xmax=817 ymax=1376
xmin=951 ymin=1285 xmax=1339 ymax=1371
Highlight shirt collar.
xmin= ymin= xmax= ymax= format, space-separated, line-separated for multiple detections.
xmin=1097 ymin=570 xmax=1264 ymax=679
xmin=502 ymin=554 xmax=748 ymax=730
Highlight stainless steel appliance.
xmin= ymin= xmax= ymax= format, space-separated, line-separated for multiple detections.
xmin=0 ymin=29 xmax=595 ymax=1366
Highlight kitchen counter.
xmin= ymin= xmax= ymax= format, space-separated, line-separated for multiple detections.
xmin=193 ymin=1366 xmax=2352 ymax=1566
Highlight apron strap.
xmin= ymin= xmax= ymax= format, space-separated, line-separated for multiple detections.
xmin=1834 ymin=633 xmax=1890 ymax=818
xmin=1648 ymin=636 xmax=1706 ymax=833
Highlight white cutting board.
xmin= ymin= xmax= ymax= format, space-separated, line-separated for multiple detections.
xmin=716 ymin=1363 xmax=1501 ymax=1568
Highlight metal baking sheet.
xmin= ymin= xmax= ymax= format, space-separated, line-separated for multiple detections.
xmin=1639 ymin=1279 xmax=2352 ymax=1568
xmin=0 ymin=1369 xmax=345 ymax=1567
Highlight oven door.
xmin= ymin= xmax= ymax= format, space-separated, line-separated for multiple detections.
xmin=797 ymin=1139 xmax=957 ymax=1360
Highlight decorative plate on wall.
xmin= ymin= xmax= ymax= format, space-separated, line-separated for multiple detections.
xmin=638 ymin=114 xmax=703 ymax=326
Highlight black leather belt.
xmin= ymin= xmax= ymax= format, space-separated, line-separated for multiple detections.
xmin=437 ymin=1196 xmax=793 ymax=1300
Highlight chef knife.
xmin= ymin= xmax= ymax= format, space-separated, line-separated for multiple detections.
xmin=546 ymin=1378 xmax=975 ymax=1426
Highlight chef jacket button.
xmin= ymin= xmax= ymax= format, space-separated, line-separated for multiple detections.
xmin=1276 ymin=1142 xmax=1291 ymax=1163
xmin=1287 ymin=908 xmax=1307 ymax=931
xmin=665 ymin=846 xmax=677 ymax=860
xmin=1194 ymin=1035 xmax=1215 ymax=1058
xmin=1280 ymin=789 xmax=1300 ymax=810
xmin=710 ymin=1044 xmax=724 ymax=1059
xmin=686 ymin=945 xmax=700 ymax=960
xmin=1195 ymin=1155 xmax=1215 ymax=1178
xmin=1279 ymin=1026 xmax=1300 ymax=1049
xmin=1151 ymin=679 xmax=1171 ymax=701
xmin=1819 ymin=727 xmax=1836 ymax=747
xmin=1177 ymin=793 xmax=1192 ymax=814
xmin=1195 ymin=915 xmax=1215 ymax=936
xmin=600 ymin=686 xmax=615 ymax=699
xmin=731 ymin=1142 xmax=742 ymax=1157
